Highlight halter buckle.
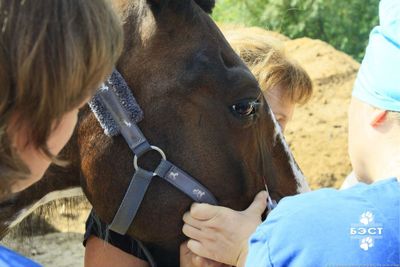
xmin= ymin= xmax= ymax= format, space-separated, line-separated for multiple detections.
xmin=133 ymin=146 xmax=167 ymax=174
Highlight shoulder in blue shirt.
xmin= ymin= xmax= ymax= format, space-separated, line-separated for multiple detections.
xmin=246 ymin=178 xmax=400 ymax=267
xmin=0 ymin=246 xmax=41 ymax=267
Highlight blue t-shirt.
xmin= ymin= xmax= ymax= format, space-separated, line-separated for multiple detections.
xmin=0 ymin=246 xmax=41 ymax=267
xmin=246 ymin=178 xmax=400 ymax=267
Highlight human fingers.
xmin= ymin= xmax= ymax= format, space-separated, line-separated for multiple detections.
xmin=180 ymin=241 xmax=198 ymax=267
xmin=186 ymin=239 xmax=214 ymax=261
xmin=181 ymin=241 xmax=220 ymax=267
xmin=183 ymin=211 xmax=207 ymax=230
xmin=192 ymin=255 xmax=217 ymax=267
xmin=190 ymin=203 xmax=221 ymax=221
xmin=192 ymin=255 xmax=227 ymax=267
xmin=182 ymin=223 xmax=211 ymax=242
xmin=243 ymin=190 xmax=268 ymax=217
xmin=180 ymin=241 xmax=191 ymax=257
xmin=191 ymin=255 xmax=206 ymax=267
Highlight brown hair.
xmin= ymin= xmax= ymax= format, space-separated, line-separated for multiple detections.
xmin=224 ymin=28 xmax=313 ymax=105
xmin=0 ymin=0 xmax=123 ymax=187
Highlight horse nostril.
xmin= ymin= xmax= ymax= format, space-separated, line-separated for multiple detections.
xmin=220 ymin=50 xmax=236 ymax=68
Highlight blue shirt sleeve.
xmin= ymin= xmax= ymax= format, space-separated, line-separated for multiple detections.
xmin=0 ymin=246 xmax=41 ymax=267
xmin=245 ymin=178 xmax=400 ymax=267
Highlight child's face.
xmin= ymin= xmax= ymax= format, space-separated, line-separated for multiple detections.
xmin=10 ymin=101 xmax=87 ymax=193
xmin=263 ymin=85 xmax=295 ymax=132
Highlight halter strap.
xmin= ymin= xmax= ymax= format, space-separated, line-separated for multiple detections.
xmin=98 ymin=86 xmax=150 ymax=157
xmin=155 ymin=159 xmax=217 ymax=204
xmin=109 ymin=168 xmax=154 ymax=234
xmin=97 ymin=82 xmax=217 ymax=235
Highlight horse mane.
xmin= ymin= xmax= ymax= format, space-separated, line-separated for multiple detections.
xmin=2 ymin=196 xmax=88 ymax=241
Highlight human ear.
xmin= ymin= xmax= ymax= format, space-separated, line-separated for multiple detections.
xmin=370 ymin=109 xmax=388 ymax=127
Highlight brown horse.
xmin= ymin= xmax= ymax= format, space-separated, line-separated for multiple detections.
xmin=0 ymin=0 xmax=309 ymax=266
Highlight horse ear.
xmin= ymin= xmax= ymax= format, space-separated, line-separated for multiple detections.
xmin=194 ymin=0 xmax=215 ymax=14
xmin=146 ymin=0 xmax=215 ymax=14
xmin=146 ymin=0 xmax=166 ymax=12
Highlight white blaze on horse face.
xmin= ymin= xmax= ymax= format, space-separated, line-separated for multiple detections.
xmin=5 ymin=187 xmax=84 ymax=229
xmin=268 ymin=109 xmax=311 ymax=193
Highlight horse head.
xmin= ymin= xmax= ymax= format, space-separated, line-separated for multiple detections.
xmin=77 ymin=0 xmax=309 ymax=264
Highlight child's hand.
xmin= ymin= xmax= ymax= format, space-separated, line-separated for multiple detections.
xmin=180 ymin=241 xmax=229 ymax=267
xmin=182 ymin=191 xmax=268 ymax=267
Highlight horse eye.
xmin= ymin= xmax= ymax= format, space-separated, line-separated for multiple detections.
xmin=231 ymin=100 xmax=259 ymax=117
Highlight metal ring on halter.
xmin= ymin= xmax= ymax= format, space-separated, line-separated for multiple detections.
xmin=133 ymin=145 xmax=167 ymax=173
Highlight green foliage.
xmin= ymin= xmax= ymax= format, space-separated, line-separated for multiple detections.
xmin=212 ymin=0 xmax=379 ymax=61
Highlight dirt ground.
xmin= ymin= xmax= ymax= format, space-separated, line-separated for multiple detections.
xmin=1 ymin=199 xmax=91 ymax=267
xmin=1 ymin=27 xmax=359 ymax=266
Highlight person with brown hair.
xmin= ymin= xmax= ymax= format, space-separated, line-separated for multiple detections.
xmin=0 ymin=0 xmax=123 ymax=196
xmin=0 ymin=0 xmax=123 ymax=265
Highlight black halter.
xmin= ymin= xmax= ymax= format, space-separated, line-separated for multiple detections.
xmin=96 ymin=82 xmax=218 ymax=235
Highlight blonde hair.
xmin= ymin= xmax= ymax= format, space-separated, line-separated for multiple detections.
xmin=224 ymin=28 xmax=313 ymax=105
xmin=0 ymin=0 xmax=123 ymax=188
